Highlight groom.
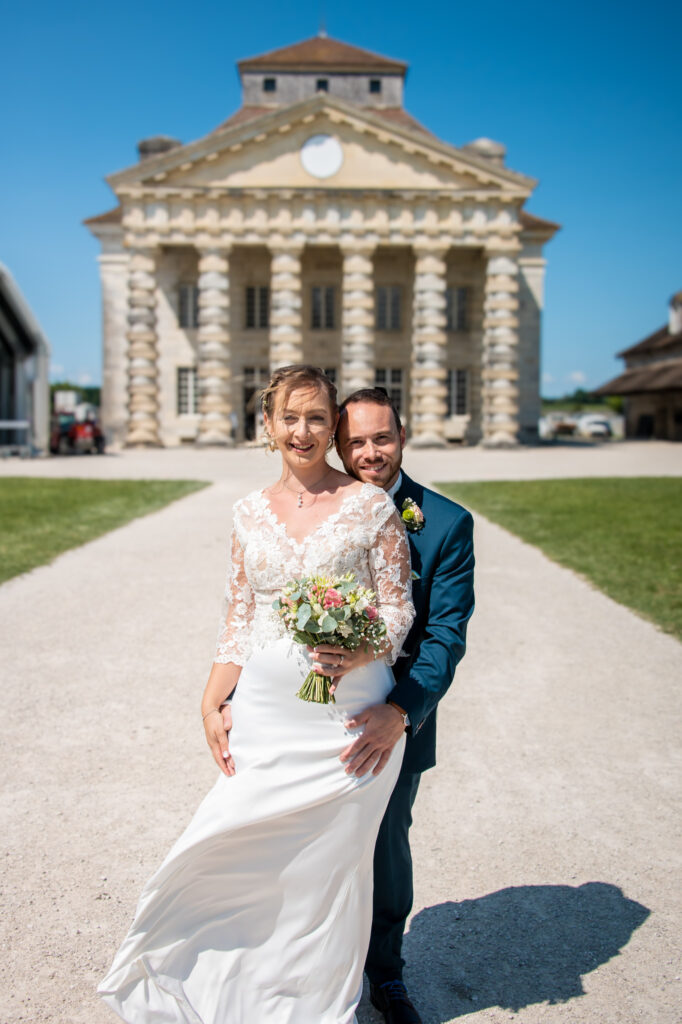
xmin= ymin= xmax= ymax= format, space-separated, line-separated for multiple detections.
xmin=332 ymin=388 xmax=475 ymax=1024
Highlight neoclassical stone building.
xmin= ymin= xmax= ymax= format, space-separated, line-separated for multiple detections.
xmin=86 ymin=35 xmax=559 ymax=447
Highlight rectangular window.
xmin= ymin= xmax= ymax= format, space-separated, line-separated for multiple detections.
xmin=263 ymin=78 xmax=276 ymax=93
xmin=177 ymin=367 xmax=199 ymax=415
xmin=369 ymin=78 xmax=382 ymax=94
xmin=311 ymin=286 xmax=335 ymax=329
xmin=245 ymin=285 xmax=270 ymax=328
xmin=375 ymin=368 xmax=404 ymax=415
xmin=445 ymin=286 xmax=470 ymax=331
xmin=243 ymin=366 xmax=270 ymax=386
xmin=316 ymin=78 xmax=329 ymax=92
xmin=243 ymin=367 xmax=269 ymax=441
xmin=376 ymin=286 xmax=401 ymax=330
xmin=447 ymin=369 xmax=469 ymax=416
xmin=178 ymin=283 xmax=199 ymax=329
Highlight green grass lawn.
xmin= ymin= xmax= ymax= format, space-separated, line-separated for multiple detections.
xmin=437 ymin=478 xmax=682 ymax=641
xmin=0 ymin=477 xmax=208 ymax=584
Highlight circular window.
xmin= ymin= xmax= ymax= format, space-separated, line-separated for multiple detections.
xmin=300 ymin=135 xmax=344 ymax=179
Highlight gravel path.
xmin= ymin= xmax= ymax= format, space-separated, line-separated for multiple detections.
xmin=1 ymin=444 xmax=680 ymax=1023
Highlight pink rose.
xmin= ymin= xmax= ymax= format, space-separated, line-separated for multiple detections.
xmin=365 ymin=605 xmax=378 ymax=620
xmin=323 ymin=589 xmax=344 ymax=609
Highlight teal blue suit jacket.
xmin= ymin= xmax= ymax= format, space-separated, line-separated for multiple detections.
xmin=389 ymin=473 xmax=475 ymax=774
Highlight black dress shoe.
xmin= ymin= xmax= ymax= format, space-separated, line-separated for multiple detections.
xmin=369 ymin=980 xmax=422 ymax=1024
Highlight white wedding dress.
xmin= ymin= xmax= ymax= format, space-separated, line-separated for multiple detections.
xmin=99 ymin=483 xmax=414 ymax=1024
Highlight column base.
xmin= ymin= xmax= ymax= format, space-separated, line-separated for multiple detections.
xmin=124 ymin=433 xmax=162 ymax=448
xmin=481 ymin=433 xmax=520 ymax=449
xmin=195 ymin=431 xmax=235 ymax=447
xmin=409 ymin=431 xmax=447 ymax=449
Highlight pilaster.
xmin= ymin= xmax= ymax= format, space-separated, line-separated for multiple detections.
xmin=196 ymin=246 xmax=234 ymax=445
xmin=410 ymin=246 xmax=449 ymax=447
xmin=340 ymin=245 xmax=375 ymax=397
xmin=481 ymin=252 xmax=520 ymax=446
xmin=268 ymin=244 xmax=304 ymax=369
xmin=125 ymin=247 xmax=161 ymax=446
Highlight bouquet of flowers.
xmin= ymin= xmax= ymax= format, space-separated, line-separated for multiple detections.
xmin=273 ymin=572 xmax=387 ymax=704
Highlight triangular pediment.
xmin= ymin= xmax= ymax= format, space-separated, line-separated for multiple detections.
xmin=108 ymin=96 xmax=534 ymax=197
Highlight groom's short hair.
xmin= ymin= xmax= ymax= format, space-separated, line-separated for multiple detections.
xmin=338 ymin=388 xmax=402 ymax=435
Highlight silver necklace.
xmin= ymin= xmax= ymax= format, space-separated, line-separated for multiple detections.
xmin=281 ymin=466 xmax=334 ymax=509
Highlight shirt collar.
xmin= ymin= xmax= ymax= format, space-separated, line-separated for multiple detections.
xmin=387 ymin=471 xmax=403 ymax=500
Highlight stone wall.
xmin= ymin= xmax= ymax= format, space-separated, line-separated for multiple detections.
xmin=241 ymin=72 xmax=403 ymax=109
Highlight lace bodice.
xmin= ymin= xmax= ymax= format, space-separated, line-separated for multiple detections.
xmin=215 ymin=483 xmax=414 ymax=667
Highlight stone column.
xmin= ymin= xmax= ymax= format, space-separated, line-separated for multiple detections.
xmin=410 ymin=246 xmax=449 ymax=446
xmin=340 ymin=245 xmax=375 ymax=397
xmin=268 ymin=244 xmax=304 ymax=370
xmin=196 ymin=246 xmax=234 ymax=445
xmin=125 ymin=247 xmax=160 ymax=446
xmin=481 ymin=252 xmax=520 ymax=446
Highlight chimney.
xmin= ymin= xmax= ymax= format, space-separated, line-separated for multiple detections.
xmin=669 ymin=291 xmax=682 ymax=336
xmin=137 ymin=135 xmax=182 ymax=162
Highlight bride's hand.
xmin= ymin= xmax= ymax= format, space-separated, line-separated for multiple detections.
xmin=203 ymin=706 xmax=235 ymax=777
xmin=308 ymin=645 xmax=376 ymax=693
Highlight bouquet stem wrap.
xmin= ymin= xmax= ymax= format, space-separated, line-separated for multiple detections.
xmin=273 ymin=573 xmax=387 ymax=704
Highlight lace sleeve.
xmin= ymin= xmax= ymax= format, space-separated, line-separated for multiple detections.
xmin=367 ymin=494 xmax=415 ymax=665
xmin=214 ymin=521 xmax=255 ymax=667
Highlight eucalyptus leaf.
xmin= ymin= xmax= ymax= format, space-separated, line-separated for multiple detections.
xmin=296 ymin=604 xmax=312 ymax=629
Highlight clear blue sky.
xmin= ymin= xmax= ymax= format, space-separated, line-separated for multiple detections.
xmin=2 ymin=0 xmax=680 ymax=395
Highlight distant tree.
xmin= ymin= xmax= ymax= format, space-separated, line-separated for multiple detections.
xmin=541 ymin=389 xmax=612 ymax=415
xmin=50 ymin=381 xmax=102 ymax=409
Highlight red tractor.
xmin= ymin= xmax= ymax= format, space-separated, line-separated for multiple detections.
xmin=50 ymin=410 xmax=105 ymax=455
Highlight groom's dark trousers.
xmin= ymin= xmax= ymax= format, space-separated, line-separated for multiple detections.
xmin=366 ymin=473 xmax=475 ymax=984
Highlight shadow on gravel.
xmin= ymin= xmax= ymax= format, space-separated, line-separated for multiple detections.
xmin=400 ymin=882 xmax=650 ymax=1021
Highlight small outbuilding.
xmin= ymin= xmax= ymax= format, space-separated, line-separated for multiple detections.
xmin=595 ymin=291 xmax=682 ymax=441
xmin=0 ymin=263 xmax=51 ymax=454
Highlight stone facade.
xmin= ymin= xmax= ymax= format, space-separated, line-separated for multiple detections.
xmin=85 ymin=35 xmax=559 ymax=447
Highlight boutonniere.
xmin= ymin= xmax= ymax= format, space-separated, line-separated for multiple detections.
xmin=401 ymin=497 xmax=425 ymax=533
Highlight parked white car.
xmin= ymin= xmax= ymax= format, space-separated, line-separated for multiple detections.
xmin=577 ymin=415 xmax=613 ymax=438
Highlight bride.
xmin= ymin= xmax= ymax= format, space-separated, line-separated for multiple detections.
xmin=99 ymin=364 xmax=415 ymax=1023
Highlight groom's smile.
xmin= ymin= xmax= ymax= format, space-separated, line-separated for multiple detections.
xmin=336 ymin=401 xmax=406 ymax=492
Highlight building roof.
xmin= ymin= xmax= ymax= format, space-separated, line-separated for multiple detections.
xmin=594 ymin=358 xmax=682 ymax=396
xmin=617 ymin=323 xmax=682 ymax=359
xmin=0 ymin=263 xmax=50 ymax=359
xmin=370 ymin=107 xmax=434 ymax=137
xmin=238 ymin=35 xmax=408 ymax=75
xmin=83 ymin=206 xmax=122 ymax=226
xmin=519 ymin=210 xmax=562 ymax=234
xmin=212 ymin=106 xmax=272 ymax=132
xmin=211 ymin=103 xmax=433 ymax=137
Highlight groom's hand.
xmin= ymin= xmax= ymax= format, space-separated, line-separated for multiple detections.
xmin=340 ymin=703 xmax=406 ymax=777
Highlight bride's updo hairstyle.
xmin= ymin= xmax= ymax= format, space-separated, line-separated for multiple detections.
xmin=261 ymin=364 xmax=338 ymax=424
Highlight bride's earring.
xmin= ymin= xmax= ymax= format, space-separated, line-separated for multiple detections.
xmin=326 ymin=433 xmax=335 ymax=452
xmin=264 ymin=431 xmax=277 ymax=452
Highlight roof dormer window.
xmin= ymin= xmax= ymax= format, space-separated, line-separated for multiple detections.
xmin=369 ymin=78 xmax=382 ymax=94
xmin=316 ymin=78 xmax=329 ymax=92
xmin=263 ymin=78 xmax=277 ymax=93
